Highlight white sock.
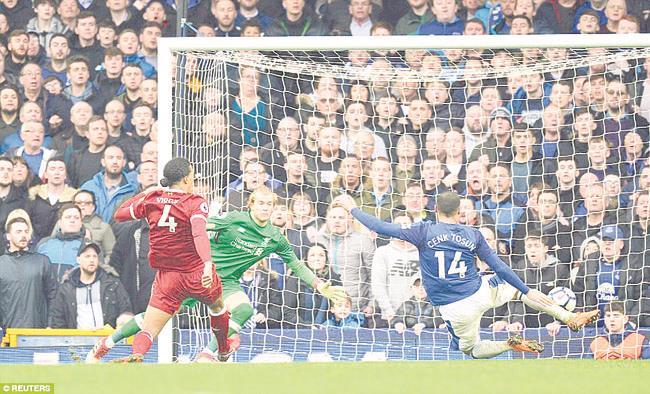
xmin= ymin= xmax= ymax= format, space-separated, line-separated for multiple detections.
xmin=105 ymin=337 xmax=115 ymax=348
xmin=521 ymin=294 xmax=574 ymax=323
xmin=134 ymin=312 xmax=145 ymax=329
xmin=469 ymin=340 xmax=512 ymax=359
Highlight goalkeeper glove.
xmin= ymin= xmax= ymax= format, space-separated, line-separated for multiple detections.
xmin=316 ymin=281 xmax=348 ymax=304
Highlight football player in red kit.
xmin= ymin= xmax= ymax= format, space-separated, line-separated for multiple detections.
xmin=109 ymin=157 xmax=229 ymax=362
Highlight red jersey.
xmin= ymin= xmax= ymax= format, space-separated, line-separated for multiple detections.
xmin=124 ymin=189 xmax=210 ymax=272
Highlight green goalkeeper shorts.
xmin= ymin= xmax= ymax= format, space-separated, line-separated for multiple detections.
xmin=180 ymin=279 xmax=244 ymax=309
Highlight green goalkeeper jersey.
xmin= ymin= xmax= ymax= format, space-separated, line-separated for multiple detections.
xmin=208 ymin=211 xmax=317 ymax=285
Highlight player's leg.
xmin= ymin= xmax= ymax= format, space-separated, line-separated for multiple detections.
xmin=112 ymin=270 xmax=182 ymax=362
xmin=441 ymin=276 xmax=543 ymax=359
xmin=440 ymin=282 xmax=514 ymax=359
xmin=516 ymin=291 xmax=599 ymax=331
xmin=195 ymin=269 xmax=232 ymax=360
xmin=207 ymin=297 xmax=232 ymax=361
xmin=197 ymin=293 xmax=253 ymax=360
xmin=127 ymin=305 xmax=174 ymax=360
xmin=85 ymin=312 xmax=145 ymax=363
xmin=196 ymin=283 xmax=253 ymax=362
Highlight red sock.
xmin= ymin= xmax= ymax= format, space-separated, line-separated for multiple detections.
xmin=210 ymin=311 xmax=230 ymax=354
xmin=132 ymin=330 xmax=153 ymax=355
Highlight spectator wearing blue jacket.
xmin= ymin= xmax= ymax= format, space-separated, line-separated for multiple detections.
xmin=235 ymin=0 xmax=274 ymax=32
xmin=80 ymin=145 xmax=138 ymax=223
xmin=323 ymin=296 xmax=365 ymax=328
xmin=573 ymin=1 xmax=607 ymax=33
xmin=36 ymin=203 xmax=90 ymax=280
xmin=477 ymin=164 xmax=525 ymax=252
xmin=508 ymin=72 xmax=552 ymax=126
xmin=416 ymin=0 xmax=464 ymax=36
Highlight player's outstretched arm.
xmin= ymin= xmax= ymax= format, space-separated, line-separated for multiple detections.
xmin=113 ymin=191 xmax=149 ymax=222
xmin=475 ymin=233 xmax=530 ymax=296
xmin=349 ymin=208 xmax=403 ymax=238
xmin=277 ymin=238 xmax=348 ymax=303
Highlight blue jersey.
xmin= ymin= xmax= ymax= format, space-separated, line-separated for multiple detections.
xmin=351 ymin=209 xmax=530 ymax=306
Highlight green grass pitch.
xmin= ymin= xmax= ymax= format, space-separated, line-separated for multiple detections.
xmin=0 ymin=360 xmax=646 ymax=394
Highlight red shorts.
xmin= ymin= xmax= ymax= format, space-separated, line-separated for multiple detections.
xmin=148 ymin=266 xmax=222 ymax=315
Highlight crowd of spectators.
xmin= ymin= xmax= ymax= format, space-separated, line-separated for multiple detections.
xmin=0 ymin=0 xmax=649 ymax=360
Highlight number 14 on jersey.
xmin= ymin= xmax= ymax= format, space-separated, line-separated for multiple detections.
xmin=435 ymin=251 xmax=467 ymax=279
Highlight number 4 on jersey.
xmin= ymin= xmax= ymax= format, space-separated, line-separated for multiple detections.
xmin=435 ymin=251 xmax=467 ymax=279
xmin=158 ymin=204 xmax=177 ymax=233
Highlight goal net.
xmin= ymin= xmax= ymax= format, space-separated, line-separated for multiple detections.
xmin=158 ymin=35 xmax=650 ymax=362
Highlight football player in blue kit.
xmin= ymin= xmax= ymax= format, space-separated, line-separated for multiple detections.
xmin=336 ymin=191 xmax=599 ymax=358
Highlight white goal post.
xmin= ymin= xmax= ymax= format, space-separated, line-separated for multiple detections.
xmin=156 ymin=33 xmax=650 ymax=363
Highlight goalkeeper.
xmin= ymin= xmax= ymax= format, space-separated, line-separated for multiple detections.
xmin=86 ymin=187 xmax=347 ymax=363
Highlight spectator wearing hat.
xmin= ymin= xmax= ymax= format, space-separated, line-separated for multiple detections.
xmin=0 ymin=215 xmax=57 ymax=328
xmin=25 ymin=0 xmax=66 ymax=49
xmin=37 ymin=203 xmax=90 ymax=280
xmin=469 ymin=107 xmax=514 ymax=166
xmin=573 ymin=224 xmax=644 ymax=321
xmin=49 ymin=241 xmax=132 ymax=329
xmin=590 ymin=301 xmax=650 ymax=359
xmin=575 ymin=8 xmax=603 ymax=34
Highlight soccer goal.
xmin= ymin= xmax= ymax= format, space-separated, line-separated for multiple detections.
xmin=157 ymin=34 xmax=650 ymax=363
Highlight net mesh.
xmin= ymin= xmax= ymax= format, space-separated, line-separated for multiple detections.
xmin=166 ymin=44 xmax=650 ymax=361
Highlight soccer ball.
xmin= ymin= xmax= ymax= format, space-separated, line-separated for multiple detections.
xmin=548 ymin=287 xmax=576 ymax=312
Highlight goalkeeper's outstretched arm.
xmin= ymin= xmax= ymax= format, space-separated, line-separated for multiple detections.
xmin=276 ymin=237 xmax=347 ymax=303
